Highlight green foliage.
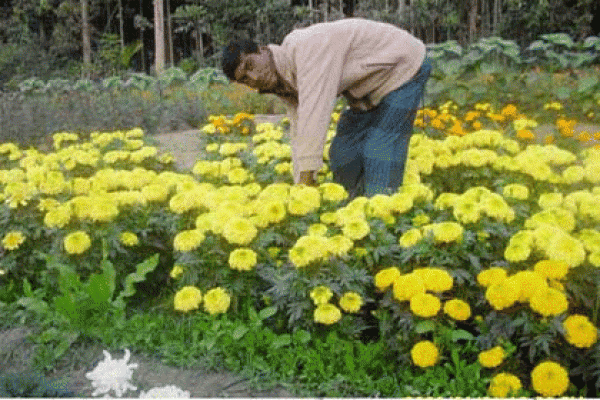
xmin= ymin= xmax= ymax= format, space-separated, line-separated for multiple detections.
xmin=0 ymin=371 xmax=76 ymax=397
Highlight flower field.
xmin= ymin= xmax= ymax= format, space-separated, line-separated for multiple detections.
xmin=2 ymin=98 xmax=600 ymax=397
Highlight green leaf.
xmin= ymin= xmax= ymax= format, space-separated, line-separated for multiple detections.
xmin=415 ymin=320 xmax=436 ymax=334
xmin=84 ymin=273 xmax=112 ymax=306
xmin=102 ymin=76 xmax=123 ymax=89
xmin=527 ymin=40 xmax=548 ymax=51
xmin=232 ymin=325 xmax=249 ymax=340
xmin=451 ymin=329 xmax=475 ymax=342
xmin=577 ymin=76 xmax=599 ymax=94
xmin=583 ymin=36 xmax=600 ymax=51
xmin=46 ymin=261 xmax=81 ymax=295
xmin=541 ymin=33 xmax=575 ymax=48
xmin=293 ymin=329 xmax=311 ymax=344
xmin=271 ymin=334 xmax=292 ymax=349
xmin=16 ymin=297 xmax=49 ymax=315
xmin=258 ymin=306 xmax=277 ymax=320
xmin=53 ymin=293 xmax=79 ymax=321
xmin=113 ymin=254 xmax=160 ymax=310
xmin=553 ymin=86 xmax=572 ymax=100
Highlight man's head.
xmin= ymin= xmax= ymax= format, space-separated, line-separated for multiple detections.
xmin=222 ymin=39 xmax=279 ymax=93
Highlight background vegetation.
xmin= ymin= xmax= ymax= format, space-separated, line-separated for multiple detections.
xmin=0 ymin=0 xmax=598 ymax=86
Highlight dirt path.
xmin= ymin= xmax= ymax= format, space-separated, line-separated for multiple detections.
xmin=0 ymin=326 xmax=293 ymax=397
xmin=151 ymin=115 xmax=286 ymax=171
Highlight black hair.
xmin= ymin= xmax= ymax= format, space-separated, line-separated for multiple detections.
xmin=221 ymin=39 xmax=260 ymax=82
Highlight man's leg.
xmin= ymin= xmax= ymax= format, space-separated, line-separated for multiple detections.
xmin=362 ymin=61 xmax=432 ymax=196
xmin=329 ymin=107 xmax=376 ymax=198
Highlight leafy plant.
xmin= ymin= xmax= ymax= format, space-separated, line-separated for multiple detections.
xmin=0 ymin=371 xmax=76 ymax=397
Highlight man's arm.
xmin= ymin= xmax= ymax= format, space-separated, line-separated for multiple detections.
xmin=298 ymin=170 xmax=316 ymax=186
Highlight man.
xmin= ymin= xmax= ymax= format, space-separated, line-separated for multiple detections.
xmin=222 ymin=18 xmax=431 ymax=198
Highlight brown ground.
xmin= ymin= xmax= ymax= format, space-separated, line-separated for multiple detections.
xmin=0 ymin=326 xmax=293 ymax=397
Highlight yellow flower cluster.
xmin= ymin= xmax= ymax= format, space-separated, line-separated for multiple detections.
xmin=201 ymin=112 xmax=254 ymax=135
xmin=478 ymin=261 xmax=570 ymax=316
xmin=173 ymin=285 xmax=231 ymax=315
xmin=310 ymin=285 xmax=363 ymax=324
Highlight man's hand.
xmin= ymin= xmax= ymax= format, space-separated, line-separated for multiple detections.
xmin=299 ymin=170 xmax=316 ymax=186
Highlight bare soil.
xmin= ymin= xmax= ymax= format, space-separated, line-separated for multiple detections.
xmin=0 ymin=326 xmax=293 ymax=397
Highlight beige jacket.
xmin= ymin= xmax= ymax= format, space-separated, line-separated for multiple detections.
xmin=267 ymin=18 xmax=426 ymax=183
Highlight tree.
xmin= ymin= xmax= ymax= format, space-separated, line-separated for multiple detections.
xmin=154 ymin=0 xmax=165 ymax=74
xmin=81 ymin=0 xmax=92 ymax=75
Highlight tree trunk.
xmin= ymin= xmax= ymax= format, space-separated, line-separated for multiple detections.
xmin=166 ymin=0 xmax=174 ymax=67
xmin=469 ymin=0 xmax=478 ymax=43
xmin=118 ymin=0 xmax=125 ymax=48
xmin=493 ymin=0 xmax=500 ymax=35
xmin=81 ymin=0 xmax=92 ymax=76
xmin=154 ymin=0 xmax=165 ymax=74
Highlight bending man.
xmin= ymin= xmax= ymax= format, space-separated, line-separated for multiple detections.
xmin=222 ymin=17 xmax=431 ymax=198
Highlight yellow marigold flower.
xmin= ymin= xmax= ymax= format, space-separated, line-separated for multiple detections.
xmin=410 ymin=292 xmax=441 ymax=318
xmin=589 ymin=251 xmax=600 ymax=267
xmin=203 ymin=287 xmax=231 ymax=315
xmin=503 ymin=183 xmax=529 ymax=200
xmin=314 ymin=303 xmax=342 ymax=325
xmin=488 ymin=373 xmax=522 ymax=397
xmin=288 ymin=198 xmax=316 ymax=216
xmin=413 ymin=267 xmax=453 ymax=292
xmin=516 ymin=129 xmax=535 ymax=141
xmin=545 ymin=232 xmax=586 ymax=268
xmin=310 ymin=285 xmax=333 ymax=305
xmin=411 ymin=340 xmax=439 ymax=368
xmin=320 ymin=212 xmax=338 ymax=225
xmin=412 ymin=213 xmax=430 ymax=227
xmin=342 ymin=219 xmax=370 ymax=241
xmin=531 ymin=361 xmax=569 ymax=397
xmin=398 ymin=228 xmax=423 ymax=248
xmin=2 ymin=230 xmax=25 ymax=250
xmin=222 ymin=217 xmax=257 ymax=246
xmin=327 ymin=235 xmax=354 ymax=257
xmin=538 ymin=192 xmax=564 ymax=209
xmin=563 ymin=314 xmax=598 ymax=348
xmin=529 ymin=287 xmax=568 ymax=317
xmin=289 ymin=245 xmax=312 ymax=268
xmin=533 ymin=259 xmax=569 ymax=280
xmin=229 ymin=248 xmax=257 ymax=271
xmin=339 ymin=292 xmax=363 ymax=313
xmin=478 ymin=346 xmax=505 ymax=368
xmin=354 ymin=247 xmax=368 ymax=258
xmin=307 ymin=223 xmax=328 ymax=237
xmin=170 ymin=265 xmax=184 ymax=279
xmin=173 ymin=229 xmax=205 ymax=252
xmin=174 ymin=286 xmax=202 ymax=312
xmin=393 ymin=273 xmax=426 ymax=301
xmin=120 ymin=231 xmax=139 ymax=247
xmin=509 ymin=271 xmax=547 ymax=302
xmin=374 ymin=267 xmax=401 ymax=291
xmin=390 ymin=192 xmax=414 ymax=213
xmin=64 ymin=231 xmax=91 ymax=255
xmin=443 ymin=299 xmax=471 ymax=321
xmin=486 ymin=279 xmax=520 ymax=310
xmin=453 ymin=200 xmax=481 ymax=224
xmin=501 ymin=104 xmax=518 ymax=118
xmin=504 ymin=242 xmax=531 ymax=263
xmin=320 ymin=182 xmax=348 ymax=202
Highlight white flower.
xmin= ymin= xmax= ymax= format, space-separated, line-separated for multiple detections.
xmin=139 ymin=385 xmax=191 ymax=398
xmin=85 ymin=349 xmax=138 ymax=397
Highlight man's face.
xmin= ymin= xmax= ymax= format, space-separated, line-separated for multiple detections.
xmin=234 ymin=46 xmax=279 ymax=92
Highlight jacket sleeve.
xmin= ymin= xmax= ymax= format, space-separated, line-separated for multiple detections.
xmin=290 ymin=39 xmax=346 ymax=178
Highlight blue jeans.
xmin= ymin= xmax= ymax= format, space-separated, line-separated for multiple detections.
xmin=329 ymin=58 xmax=432 ymax=198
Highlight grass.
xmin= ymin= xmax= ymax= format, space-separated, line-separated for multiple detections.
xmin=0 ymin=298 xmax=496 ymax=397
